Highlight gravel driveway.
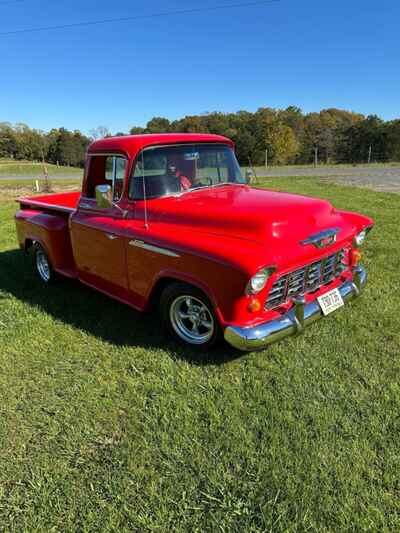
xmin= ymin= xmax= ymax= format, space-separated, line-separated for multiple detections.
xmin=259 ymin=165 xmax=400 ymax=194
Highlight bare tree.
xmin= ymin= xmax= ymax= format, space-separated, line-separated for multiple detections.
xmin=89 ymin=126 xmax=111 ymax=140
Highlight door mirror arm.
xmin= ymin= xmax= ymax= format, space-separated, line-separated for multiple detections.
xmin=112 ymin=203 xmax=128 ymax=219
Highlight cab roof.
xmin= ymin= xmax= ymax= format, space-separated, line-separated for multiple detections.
xmin=88 ymin=133 xmax=234 ymax=158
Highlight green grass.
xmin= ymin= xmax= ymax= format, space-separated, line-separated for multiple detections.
xmin=0 ymin=179 xmax=81 ymax=199
xmin=0 ymin=177 xmax=399 ymax=531
xmin=0 ymin=159 xmax=83 ymax=176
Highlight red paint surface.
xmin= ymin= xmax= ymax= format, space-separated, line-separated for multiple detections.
xmin=15 ymin=134 xmax=374 ymax=329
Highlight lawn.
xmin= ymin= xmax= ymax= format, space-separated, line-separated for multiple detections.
xmin=0 ymin=177 xmax=399 ymax=532
xmin=0 ymin=178 xmax=82 ymax=197
xmin=0 ymin=159 xmax=83 ymax=177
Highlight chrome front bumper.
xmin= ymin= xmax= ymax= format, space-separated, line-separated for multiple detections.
xmin=224 ymin=265 xmax=367 ymax=352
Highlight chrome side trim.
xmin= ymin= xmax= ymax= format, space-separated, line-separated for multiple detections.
xmin=129 ymin=240 xmax=180 ymax=258
xmin=224 ymin=265 xmax=367 ymax=352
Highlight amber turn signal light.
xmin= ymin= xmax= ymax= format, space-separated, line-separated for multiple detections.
xmin=350 ymin=249 xmax=362 ymax=266
xmin=248 ymin=298 xmax=262 ymax=313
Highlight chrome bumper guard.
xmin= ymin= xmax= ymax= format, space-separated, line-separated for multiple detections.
xmin=224 ymin=265 xmax=367 ymax=352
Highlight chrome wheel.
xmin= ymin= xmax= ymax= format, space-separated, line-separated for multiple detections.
xmin=170 ymin=295 xmax=215 ymax=345
xmin=36 ymin=248 xmax=51 ymax=282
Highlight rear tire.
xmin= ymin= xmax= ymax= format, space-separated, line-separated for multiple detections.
xmin=32 ymin=243 xmax=57 ymax=284
xmin=159 ymin=282 xmax=221 ymax=349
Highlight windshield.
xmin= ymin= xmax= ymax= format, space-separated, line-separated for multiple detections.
xmin=129 ymin=143 xmax=245 ymax=200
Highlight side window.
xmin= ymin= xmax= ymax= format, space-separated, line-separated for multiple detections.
xmin=85 ymin=155 xmax=127 ymax=202
xmin=105 ymin=157 xmax=114 ymax=181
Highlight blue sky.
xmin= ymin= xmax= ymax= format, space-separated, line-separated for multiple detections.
xmin=0 ymin=0 xmax=398 ymax=135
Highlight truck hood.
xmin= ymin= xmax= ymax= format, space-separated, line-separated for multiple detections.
xmin=151 ymin=185 xmax=349 ymax=246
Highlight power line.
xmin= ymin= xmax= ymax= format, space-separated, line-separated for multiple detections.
xmin=0 ymin=0 xmax=280 ymax=36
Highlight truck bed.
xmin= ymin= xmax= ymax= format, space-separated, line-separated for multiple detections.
xmin=18 ymin=191 xmax=81 ymax=214
xmin=16 ymin=191 xmax=81 ymax=279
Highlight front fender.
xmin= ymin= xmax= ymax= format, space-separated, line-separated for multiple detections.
xmin=126 ymin=244 xmax=249 ymax=325
xmin=337 ymin=210 xmax=374 ymax=234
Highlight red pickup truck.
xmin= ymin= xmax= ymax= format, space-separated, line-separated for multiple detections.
xmin=15 ymin=133 xmax=373 ymax=351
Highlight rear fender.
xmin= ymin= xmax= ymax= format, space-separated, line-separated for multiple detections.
xmin=15 ymin=210 xmax=75 ymax=271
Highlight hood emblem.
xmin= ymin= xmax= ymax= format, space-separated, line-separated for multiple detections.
xmin=300 ymin=228 xmax=340 ymax=249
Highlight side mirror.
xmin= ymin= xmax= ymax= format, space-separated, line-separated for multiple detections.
xmin=95 ymin=184 xmax=113 ymax=208
xmin=245 ymin=169 xmax=254 ymax=183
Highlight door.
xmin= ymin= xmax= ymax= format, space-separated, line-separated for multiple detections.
xmin=70 ymin=154 xmax=129 ymax=292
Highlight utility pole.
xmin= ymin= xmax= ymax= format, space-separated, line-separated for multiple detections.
xmin=314 ymin=146 xmax=318 ymax=167
xmin=265 ymin=148 xmax=268 ymax=169
xmin=368 ymin=145 xmax=372 ymax=164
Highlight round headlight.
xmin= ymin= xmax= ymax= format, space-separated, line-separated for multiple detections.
xmin=354 ymin=229 xmax=367 ymax=246
xmin=246 ymin=267 xmax=275 ymax=295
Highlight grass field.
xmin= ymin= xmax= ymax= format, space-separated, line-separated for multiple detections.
xmin=0 ymin=159 xmax=82 ymax=177
xmin=0 ymin=177 xmax=399 ymax=531
xmin=0 ymin=178 xmax=82 ymax=197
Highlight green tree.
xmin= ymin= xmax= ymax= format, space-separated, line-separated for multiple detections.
xmin=384 ymin=120 xmax=400 ymax=161
xmin=0 ymin=122 xmax=17 ymax=158
xmin=171 ymin=115 xmax=204 ymax=133
xmin=268 ymin=123 xmax=299 ymax=164
xmin=130 ymin=126 xmax=146 ymax=135
xmin=47 ymin=128 xmax=89 ymax=167
xmin=253 ymin=108 xmax=299 ymax=165
xmin=338 ymin=115 xmax=386 ymax=163
xmin=145 ymin=117 xmax=171 ymax=133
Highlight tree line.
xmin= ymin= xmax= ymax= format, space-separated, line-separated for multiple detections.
xmin=1 ymin=107 xmax=399 ymax=168
xmin=0 ymin=124 xmax=90 ymax=168
xmin=130 ymin=109 xmax=400 ymax=166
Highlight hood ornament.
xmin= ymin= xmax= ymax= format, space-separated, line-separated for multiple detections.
xmin=300 ymin=228 xmax=340 ymax=249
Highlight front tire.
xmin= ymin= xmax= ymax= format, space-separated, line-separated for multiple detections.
xmin=160 ymin=282 xmax=220 ymax=349
xmin=33 ymin=243 xmax=57 ymax=284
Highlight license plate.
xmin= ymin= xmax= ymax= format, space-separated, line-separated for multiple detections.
xmin=317 ymin=288 xmax=344 ymax=316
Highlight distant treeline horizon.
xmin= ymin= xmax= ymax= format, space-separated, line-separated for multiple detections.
xmin=1 ymin=106 xmax=399 ymax=168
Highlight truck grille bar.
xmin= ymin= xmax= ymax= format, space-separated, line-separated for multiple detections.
xmin=265 ymin=249 xmax=346 ymax=310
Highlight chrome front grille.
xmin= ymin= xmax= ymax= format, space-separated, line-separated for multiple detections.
xmin=265 ymin=249 xmax=346 ymax=310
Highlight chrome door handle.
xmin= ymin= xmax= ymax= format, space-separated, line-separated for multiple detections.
xmin=106 ymin=233 xmax=118 ymax=240
xmin=80 ymin=202 xmax=92 ymax=209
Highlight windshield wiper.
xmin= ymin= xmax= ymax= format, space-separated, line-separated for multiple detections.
xmin=180 ymin=182 xmax=238 ymax=195
xmin=208 ymin=182 xmax=238 ymax=188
